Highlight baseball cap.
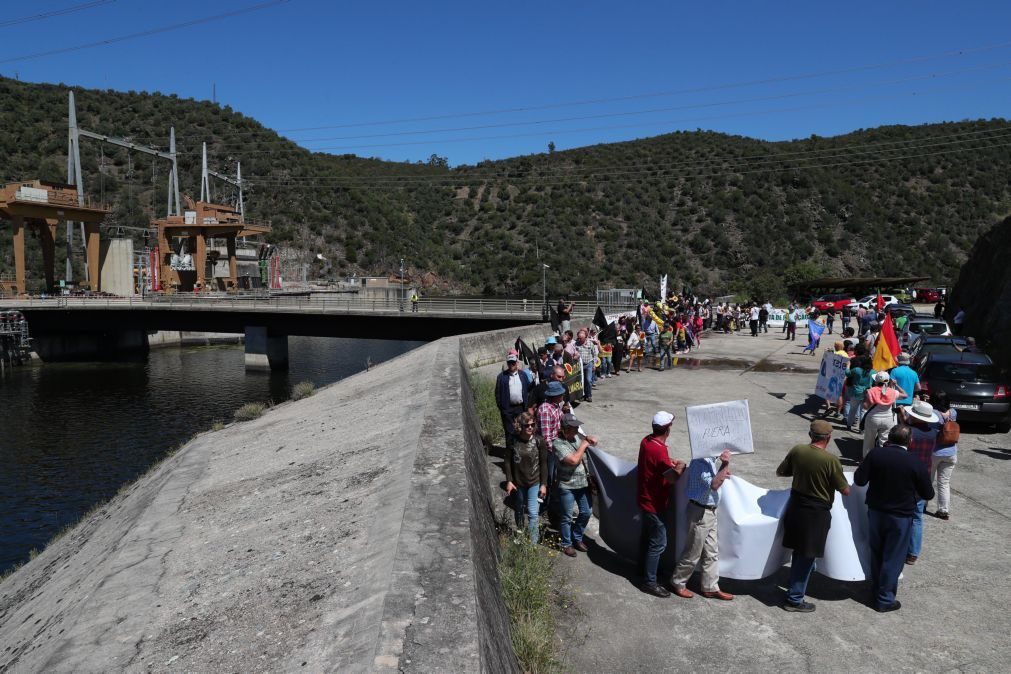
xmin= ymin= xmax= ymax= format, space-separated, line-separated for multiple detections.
xmin=506 ymin=350 xmax=518 ymax=362
xmin=873 ymin=371 xmax=890 ymax=383
xmin=810 ymin=419 xmax=833 ymax=436
xmin=561 ymin=413 xmax=581 ymax=428
xmin=651 ymin=411 xmax=674 ymax=427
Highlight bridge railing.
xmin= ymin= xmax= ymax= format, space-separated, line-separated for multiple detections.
xmin=0 ymin=294 xmax=608 ymax=318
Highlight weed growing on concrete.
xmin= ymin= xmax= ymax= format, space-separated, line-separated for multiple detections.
xmin=291 ymin=381 xmax=317 ymax=401
xmin=468 ymin=371 xmax=505 ymax=448
xmin=498 ymin=535 xmax=566 ymax=673
xmin=234 ymin=402 xmax=267 ymax=422
xmin=211 ymin=421 xmax=226 ymax=432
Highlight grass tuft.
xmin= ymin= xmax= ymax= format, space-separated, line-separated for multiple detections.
xmin=291 ymin=381 xmax=317 ymax=401
xmin=211 ymin=421 xmax=226 ymax=432
xmin=234 ymin=402 xmax=267 ymax=422
xmin=499 ymin=536 xmax=564 ymax=673
xmin=468 ymin=371 xmax=504 ymax=448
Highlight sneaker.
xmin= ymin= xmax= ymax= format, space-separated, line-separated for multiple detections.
xmin=782 ymin=601 xmax=816 ymax=613
xmin=875 ymin=600 xmax=902 ymax=613
xmin=641 ymin=583 xmax=671 ymax=598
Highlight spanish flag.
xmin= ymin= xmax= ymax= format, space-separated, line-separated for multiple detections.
xmin=872 ymin=313 xmax=900 ymax=371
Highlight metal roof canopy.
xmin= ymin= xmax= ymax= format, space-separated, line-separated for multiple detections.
xmin=791 ymin=276 xmax=931 ymax=293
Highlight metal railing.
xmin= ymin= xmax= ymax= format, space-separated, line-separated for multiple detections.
xmin=0 ymin=294 xmax=602 ymax=318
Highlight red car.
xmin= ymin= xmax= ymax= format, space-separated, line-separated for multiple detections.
xmin=811 ymin=294 xmax=855 ymax=311
xmin=913 ymin=288 xmax=942 ymax=303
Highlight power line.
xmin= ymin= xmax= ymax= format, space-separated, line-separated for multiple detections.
xmin=242 ymin=132 xmax=1011 ymax=189
xmin=0 ymin=0 xmax=115 ymax=29
xmin=0 ymin=0 xmax=291 ymax=65
xmin=272 ymin=40 xmax=1011 ymax=132
xmin=176 ymin=75 xmax=1011 ymax=157
xmin=242 ymin=126 xmax=1011 ymax=184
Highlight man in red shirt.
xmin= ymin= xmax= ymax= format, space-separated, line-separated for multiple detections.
xmin=638 ymin=411 xmax=687 ymax=597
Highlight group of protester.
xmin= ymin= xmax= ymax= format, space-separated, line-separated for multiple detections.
xmin=495 ymin=293 xmax=962 ymax=615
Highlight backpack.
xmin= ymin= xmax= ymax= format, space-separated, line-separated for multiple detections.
xmin=938 ymin=418 xmax=960 ymax=446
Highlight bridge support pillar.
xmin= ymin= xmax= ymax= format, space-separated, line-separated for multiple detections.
xmin=244 ymin=325 xmax=288 ymax=371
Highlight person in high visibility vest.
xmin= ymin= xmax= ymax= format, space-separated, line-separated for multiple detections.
xmin=410 ymin=291 xmax=419 ymax=312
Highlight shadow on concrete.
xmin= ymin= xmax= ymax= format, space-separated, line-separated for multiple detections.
xmin=786 ymin=395 xmax=826 ymax=421
xmin=833 ymin=437 xmax=863 ymax=466
xmin=718 ymin=568 xmax=871 ymax=608
xmin=583 ymin=538 xmax=643 ymax=591
xmin=973 ymin=448 xmax=1011 ymax=461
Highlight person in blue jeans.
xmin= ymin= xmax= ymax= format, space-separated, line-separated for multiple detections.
xmin=855 ymin=425 xmax=934 ymax=612
xmin=775 ymin=419 xmax=851 ymax=612
xmin=552 ymin=413 xmax=597 ymax=557
xmin=504 ymin=412 xmax=549 ymax=544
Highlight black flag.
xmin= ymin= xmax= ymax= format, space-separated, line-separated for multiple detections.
xmin=514 ymin=337 xmax=537 ymax=366
xmin=548 ymin=303 xmax=560 ymax=332
xmin=594 ymin=306 xmax=617 ymax=342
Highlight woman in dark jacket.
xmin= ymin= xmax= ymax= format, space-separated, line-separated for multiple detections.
xmin=505 ymin=411 xmax=549 ymax=544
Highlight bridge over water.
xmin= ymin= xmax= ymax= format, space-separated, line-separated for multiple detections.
xmin=0 ymin=296 xmax=597 ymax=370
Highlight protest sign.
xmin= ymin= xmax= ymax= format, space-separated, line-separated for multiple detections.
xmin=686 ymin=399 xmax=754 ymax=459
xmin=815 ymin=352 xmax=849 ymax=401
xmin=766 ymin=308 xmax=808 ymax=328
xmin=561 ymin=360 xmax=583 ymax=398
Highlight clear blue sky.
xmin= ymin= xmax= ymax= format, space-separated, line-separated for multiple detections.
xmin=3 ymin=0 xmax=1010 ymax=166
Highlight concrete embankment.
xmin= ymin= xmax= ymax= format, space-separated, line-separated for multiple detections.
xmin=0 ymin=324 xmax=548 ymax=672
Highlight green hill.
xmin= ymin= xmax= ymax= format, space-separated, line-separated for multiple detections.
xmin=2 ymin=76 xmax=1010 ymax=299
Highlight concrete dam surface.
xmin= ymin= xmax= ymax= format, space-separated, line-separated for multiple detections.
xmin=0 ymin=325 xmax=545 ymax=672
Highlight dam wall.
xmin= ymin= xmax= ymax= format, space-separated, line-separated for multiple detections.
xmin=0 ymin=323 xmax=552 ymax=672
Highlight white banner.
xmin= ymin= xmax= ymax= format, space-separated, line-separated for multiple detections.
xmin=686 ymin=400 xmax=755 ymax=459
xmin=585 ymin=447 xmax=872 ymax=581
xmin=659 ymin=274 xmax=668 ymax=301
xmin=766 ymin=308 xmax=809 ymax=328
xmin=815 ymin=352 xmax=849 ymax=401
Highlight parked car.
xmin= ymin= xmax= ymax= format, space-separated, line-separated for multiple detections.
xmin=909 ymin=335 xmax=969 ymax=368
xmin=885 ymin=303 xmax=917 ymax=321
xmin=915 ymin=352 xmax=1010 ymax=432
xmin=810 ymin=293 xmax=855 ymax=312
xmin=898 ymin=316 xmax=952 ymax=350
xmin=912 ymin=288 xmax=943 ymax=303
xmin=847 ymin=294 xmax=900 ymax=311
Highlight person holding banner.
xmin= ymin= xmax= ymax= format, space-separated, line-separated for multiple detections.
xmin=669 ymin=450 xmax=734 ymax=601
xmin=553 ymin=414 xmax=597 ymax=557
xmin=776 ymin=420 xmax=851 ymax=613
xmin=636 ymin=411 xmax=686 ymax=598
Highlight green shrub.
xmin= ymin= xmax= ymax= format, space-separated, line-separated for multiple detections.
xmin=234 ymin=402 xmax=266 ymax=422
xmin=291 ymin=381 xmax=316 ymax=401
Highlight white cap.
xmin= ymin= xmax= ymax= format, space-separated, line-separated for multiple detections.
xmin=652 ymin=411 xmax=674 ymax=427
xmin=873 ymin=371 xmax=890 ymax=383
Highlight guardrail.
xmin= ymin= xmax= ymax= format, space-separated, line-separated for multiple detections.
xmin=0 ymin=294 xmax=610 ymax=318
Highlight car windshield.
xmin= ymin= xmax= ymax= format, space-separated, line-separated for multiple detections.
xmin=909 ymin=322 xmax=947 ymax=335
xmin=928 ymin=362 xmax=998 ymax=382
xmin=921 ymin=343 xmax=961 ymax=354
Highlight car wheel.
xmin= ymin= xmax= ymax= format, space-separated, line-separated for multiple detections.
xmin=996 ymin=422 xmax=1011 ymax=434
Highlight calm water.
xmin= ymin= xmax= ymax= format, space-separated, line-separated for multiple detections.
xmin=0 ymin=337 xmax=424 ymax=574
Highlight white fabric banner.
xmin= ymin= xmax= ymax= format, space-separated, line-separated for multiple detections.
xmin=685 ymin=400 xmax=755 ymax=459
xmin=586 ymin=446 xmax=871 ymax=581
xmin=659 ymin=274 xmax=668 ymax=301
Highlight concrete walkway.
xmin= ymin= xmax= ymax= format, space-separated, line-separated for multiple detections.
xmin=492 ymin=328 xmax=1011 ymax=673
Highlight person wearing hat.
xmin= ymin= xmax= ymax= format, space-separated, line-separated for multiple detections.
xmin=553 ymin=413 xmax=597 ymax=557
xmin=537 ymin=380 xmax=568 ymax=488
xmin=637 ymin=411 xmax=687 ymax=597
xmin=862 ymin=371 xmax=907 ymax=457
xmin=669 ymin=449 xmax=734 ymax=601
xmin=495 ymin=350 xmax=532 ymax=453
xmin=776 ymin=420 xmax=851 ymax=612
xmin=903 ymin=399 xmax=940 ymax=564
xmin=544 ymin=336 xmax=565 ymax=376
xmin=504 ymin=411 xmax=549 ymax=545
xmin=855 ymin=425 xmax=934 ymax=612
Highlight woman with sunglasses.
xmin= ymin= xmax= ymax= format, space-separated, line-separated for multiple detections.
xmin=505 ymin=411 xmax=549 ymax=544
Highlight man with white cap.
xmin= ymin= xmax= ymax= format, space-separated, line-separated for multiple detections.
xmin=636 ymin=411 xmax=687 ymax=598
xmin=903 ymin=399 xmax=940 ymax=564
xmin=669 ymin=448 xmax=734 ymax=601
xmin=495 ymin=350 xmax=531 ymax=453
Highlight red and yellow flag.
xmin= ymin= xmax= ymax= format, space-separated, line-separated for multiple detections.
xmin=872 ymin=313 xmax=900 ymax=372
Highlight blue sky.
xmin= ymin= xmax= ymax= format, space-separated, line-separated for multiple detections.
xmin=3 ymin=0 xmax=1011 ymax=166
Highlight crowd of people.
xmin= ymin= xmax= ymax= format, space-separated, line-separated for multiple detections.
xmin=494 ymin=293 xmax=962 ymax=614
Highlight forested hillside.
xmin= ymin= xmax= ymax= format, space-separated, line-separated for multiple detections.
xmin=2 ymin=76 xmax=1010 ymax=298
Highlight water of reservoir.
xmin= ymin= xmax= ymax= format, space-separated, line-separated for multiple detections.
xmin=0 ymin=337 xmax=424 ymax=575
